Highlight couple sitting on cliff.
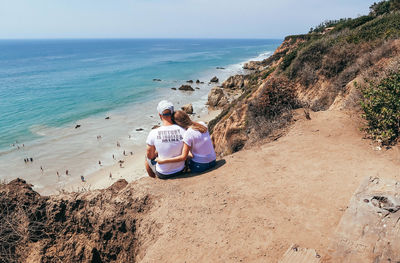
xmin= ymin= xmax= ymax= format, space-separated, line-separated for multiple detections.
xmin=145 ymin=100 xmax=217 ymax=179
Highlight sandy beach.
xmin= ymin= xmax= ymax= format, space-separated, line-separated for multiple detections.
xmin=54 ymin=108 xmax=222 ymax=194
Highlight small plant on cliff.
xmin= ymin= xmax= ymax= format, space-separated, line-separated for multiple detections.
xmin=248 ymin=77 xmax=299 ymax=139
xmin=361 ymin=72 xmax=400 ymax=144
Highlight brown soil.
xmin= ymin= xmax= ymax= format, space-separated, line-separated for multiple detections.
xmin=135 ymin=109 xmax=400 ymax=262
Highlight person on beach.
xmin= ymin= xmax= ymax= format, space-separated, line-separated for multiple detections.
xmin=145 ymin=100 xmax=186 ymax=179
xmin=156 ymin=110 xmax=216 ymax=173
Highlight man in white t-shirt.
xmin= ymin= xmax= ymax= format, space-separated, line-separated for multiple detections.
xmin=145 ymin=100 xmax=186 ymax=179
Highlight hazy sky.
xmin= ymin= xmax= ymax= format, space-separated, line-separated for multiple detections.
xmin=0 ymin=0 xmax=377 ymax=39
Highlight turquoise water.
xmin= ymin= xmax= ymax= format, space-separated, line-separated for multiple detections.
xmin=0 ymin=39 xmax=281 ymax=150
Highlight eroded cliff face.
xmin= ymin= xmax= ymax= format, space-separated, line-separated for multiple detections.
xmin=209 ymin=35 xmax=400 ymax=156
xmin=0 ymin=178 xmax=152 ymax=263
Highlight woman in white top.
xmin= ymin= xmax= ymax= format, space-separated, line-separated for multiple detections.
xmin=156 ymin=110 xmax=217 ymax=173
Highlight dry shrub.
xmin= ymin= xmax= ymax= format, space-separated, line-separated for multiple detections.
xmin=247 ymin=77 xmax=299 ymax=140
xmin=0 ymin=179 xmax=48 ymax=263
xmin=321 ymin=43 xmax=359 ymax=78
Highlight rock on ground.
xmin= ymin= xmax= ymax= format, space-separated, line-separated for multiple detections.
xmin=181 ymin=104 xmax=194 ymax=114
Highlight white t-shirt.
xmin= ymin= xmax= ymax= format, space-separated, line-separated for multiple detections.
xmin=146 ymin=124 xmax=186 ymax=174
xmin=183 ymin=122 xmax=216 ymax=163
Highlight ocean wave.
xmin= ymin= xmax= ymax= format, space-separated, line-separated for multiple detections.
xmin=29 ymin=124 xmax=51 ymax=136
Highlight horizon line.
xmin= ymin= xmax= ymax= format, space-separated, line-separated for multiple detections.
xmin=0 ymin=37 xmax=284 ymax=41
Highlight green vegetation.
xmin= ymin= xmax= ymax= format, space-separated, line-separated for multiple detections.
xmin=370 ymin=0 xmax=400 ymax=16
xmin=309 ymin=18 xmax=351 ymax=33
xmin=361 ymin=72 xmax=400 ymax=144
xmin=277 ymin=0 xmax=400 ymax=96
xmin=280 ymin=50 xmax=297 ymax=71
xmin=261 ymin=66 xmax=276 ymax=79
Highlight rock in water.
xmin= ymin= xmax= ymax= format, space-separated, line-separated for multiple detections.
xmin=181 ymin=104 xmax=194 ymax=114
xmin=210 ymin=76 xmax=219 ymax=83
xmin=171 ymin=87 xmax=177 ymax=90
xmin=153 ymin=79 xmax=161 ymax=81
xmin=178 ymin=85 xmax=195 ymax=91
xmin=186 ymin=80 xmax=193 ymax=83
xmin=136 ymin=128 xmax=144 ymax=131
xmin=196 ymin=79 xmax=201 ymax=84
xmin=75 ymin=125 xmax=81 ymax=129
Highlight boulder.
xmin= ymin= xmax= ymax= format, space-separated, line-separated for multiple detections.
xmin=186 ymin=80 xmax=193 ymax=83
xmin=207 ymin=87 xmax=225 ymax=107
xmin=178 ymin=85 xmax=195 ymax=91
xmin=221 ymin=75 xmax=245 ymax=90
xmin=196 ymin=79 xmax=201 ymax=84
xmin=181 ymin=104 xmax=194 ymax=114
xmin=210 ymin=76 xmax=219 ymax=83
xmin=218 ymin=96 xmax=228 ymax=107
xmin=243 ymin=61 xmax=263 ymax=71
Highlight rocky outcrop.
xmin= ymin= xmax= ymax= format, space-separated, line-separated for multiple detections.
xmin=243 ymin=61 xmax=263 ymax=71
xmin=0 ymin=178 xmax=152 ymax=263
xmin=178 ymin=85 xmax=194 ymax=91
xmin=207 ymin=87 xmax=225 ymax=108
xmin=210 ymin=76 xmax=219 ymax=83
xmin=221 ymin=75 xmax=246 ymax=90
xmin=181 ymin=104 xmax=194 ymax=114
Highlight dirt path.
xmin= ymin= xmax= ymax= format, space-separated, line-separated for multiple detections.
xmin=132 ymin=109 xmax=400 ymax=262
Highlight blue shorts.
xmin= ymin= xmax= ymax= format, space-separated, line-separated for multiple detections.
xmin=189 ymin=159 xmax=216 ymax=173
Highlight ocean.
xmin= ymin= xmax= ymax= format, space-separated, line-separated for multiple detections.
xmin=0 ymin=38 xmax=281 ymax=193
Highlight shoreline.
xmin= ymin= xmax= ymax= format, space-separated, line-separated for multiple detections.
xmin=2 ymin=47 xmax=274 ymax=196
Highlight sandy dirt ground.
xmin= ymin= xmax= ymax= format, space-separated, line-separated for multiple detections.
xmin=128 ymin=109 xmax=400 ymax=262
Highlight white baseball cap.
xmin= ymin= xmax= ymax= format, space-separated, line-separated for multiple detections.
xmin=157 ymin=100 xmax=174 ymax=115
